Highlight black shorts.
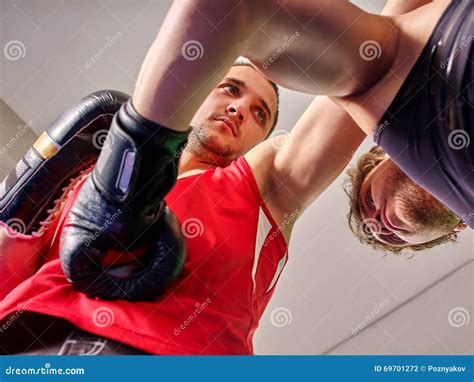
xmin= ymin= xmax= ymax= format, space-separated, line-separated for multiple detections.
xmin=1 ymin=312 xmax=149 ymax=356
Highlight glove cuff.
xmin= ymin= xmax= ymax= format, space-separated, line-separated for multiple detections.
xmin=93 ymin=100 xmax=190 ymax=216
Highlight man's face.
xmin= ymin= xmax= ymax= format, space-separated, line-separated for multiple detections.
xmin=187 ymin=66 xmax=277 ymax=166
xmin=358 ymin=157 xmax=458 ymax=247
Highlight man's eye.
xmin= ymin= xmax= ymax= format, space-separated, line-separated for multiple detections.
xmin=256 ymin=110 xmax=266 ymax=125
xmin=223 ymin=85 xmax=239 ymax=96
xmin=366 ymin=192 xmax=375 ymax=209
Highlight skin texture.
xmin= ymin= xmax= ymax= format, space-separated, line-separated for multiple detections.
xmin=358 ymin=157 xmax=458 ymax=247
xmin=178 ymin=65 xmax=278 ymax=173
xmin=132 ymin=0 xmax=401 ymax=131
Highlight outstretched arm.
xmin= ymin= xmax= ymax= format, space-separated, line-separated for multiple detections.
xmin=245 ymin=96 xmax=364 ymax=232
xmin=132 ymin=0 xmax=399 ymax=131
xmin=244 ymin=0 xmax=435 ymax=238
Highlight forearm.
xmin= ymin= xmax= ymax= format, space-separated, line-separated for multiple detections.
xmin=291 ymin=97 xmax=365 ymax=199
xmin=133 ymin=0 xmax=252 ymax=132
xmin=133 ymin=0 xmax=400 ymax=132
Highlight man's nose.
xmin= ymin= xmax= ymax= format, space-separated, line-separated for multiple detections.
xmin=226 ymin=104 xmax=245 ymax=123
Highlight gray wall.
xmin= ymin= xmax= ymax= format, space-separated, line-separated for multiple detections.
xmin=1 ymin=0 xmax=472 ymax=354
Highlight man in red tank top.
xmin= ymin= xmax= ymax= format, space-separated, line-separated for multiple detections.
xmin=0 ymin=60 xmax=363 ymax=355
xmin=0 ymin=0 xmax=444 ymax=355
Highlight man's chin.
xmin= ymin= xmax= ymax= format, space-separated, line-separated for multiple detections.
xmin=190 ymin=129 xmax=239 ymax=166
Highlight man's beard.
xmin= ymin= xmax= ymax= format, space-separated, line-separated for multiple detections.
xmin=387 ymin=164 xmax=458 ymax=232
xmin=185 ymin=121 xmax=237 ymax=167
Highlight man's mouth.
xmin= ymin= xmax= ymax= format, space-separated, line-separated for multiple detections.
xmin=215 ymin=118 xmax=237 ymax=137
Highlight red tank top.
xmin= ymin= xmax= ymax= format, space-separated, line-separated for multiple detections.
xmin=0 ymin=157 xmax=288 ymax=355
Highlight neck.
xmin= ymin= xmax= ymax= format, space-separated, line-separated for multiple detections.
xmin=178 ymin=149 xmax=216 ymax=176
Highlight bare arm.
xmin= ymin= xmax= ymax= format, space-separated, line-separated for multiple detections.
xmin=245 ymin=96 xmax=365 ymax=229
xmin=132 ymin=0 xmax=398 ymax=131
xmin=244 ymin=0 xmax=434 ymax=238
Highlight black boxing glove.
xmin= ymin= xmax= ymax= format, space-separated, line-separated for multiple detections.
xmin=0 ymin=90 xmax=128 ymax=235
xmin=59 ymin=99 xmax=190 ymax=301
xmin=0 ymin=90 xmax=127 ymax=298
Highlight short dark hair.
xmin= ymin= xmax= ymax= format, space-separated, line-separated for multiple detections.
xmin=232 ymin=58 xmax=280 ymax=138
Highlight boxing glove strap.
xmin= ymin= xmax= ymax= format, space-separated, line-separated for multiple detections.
xmin=93 ymin=100 xmax=190 ymax=216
